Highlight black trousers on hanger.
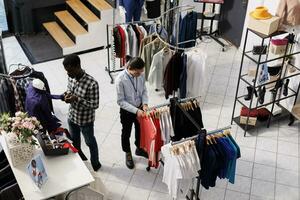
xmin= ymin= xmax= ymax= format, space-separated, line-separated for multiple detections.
xmin=120 ymin=108 xmax=141 ymax=153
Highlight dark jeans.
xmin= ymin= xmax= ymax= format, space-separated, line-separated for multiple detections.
xmin=68 ymin=119 xmax=100 ymax=168
xmin=120 ymin=108 xmax=140 ymax=153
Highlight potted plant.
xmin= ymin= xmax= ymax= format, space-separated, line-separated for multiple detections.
xmin=0 ymin=112 xmax=42 ymax=166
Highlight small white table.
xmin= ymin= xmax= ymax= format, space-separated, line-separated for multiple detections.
xmin=0 ymin=136 xmax=94 ymax=200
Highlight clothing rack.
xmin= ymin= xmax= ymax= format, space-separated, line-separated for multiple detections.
xmin=148 ymin=95 xmax=201 ymax=110
xmin=194 ymin=1 xmax=226 ymax=51
xmin=105 ymin=5 xmax=196 ymax=83
xmin=0 ymin=73 xmax=10 ymax=78
xmin=172 ymin=125 xmax=231 ymax=200
xmin=171 ymin=125 xmax=231 ymax=145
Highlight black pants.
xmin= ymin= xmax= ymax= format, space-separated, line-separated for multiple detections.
xmin=120 ymin=108 xmax=140 ymax=153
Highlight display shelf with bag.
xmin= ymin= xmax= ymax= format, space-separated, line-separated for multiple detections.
xmin=231 ymin=27 xmax=300 ymax=136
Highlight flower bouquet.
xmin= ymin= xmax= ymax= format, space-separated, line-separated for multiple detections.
xmin=0 ymin=112 xmax=42 ymax=166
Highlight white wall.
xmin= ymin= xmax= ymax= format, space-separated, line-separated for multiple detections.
xmin=239 ymin=0 xmax=281 ymax=51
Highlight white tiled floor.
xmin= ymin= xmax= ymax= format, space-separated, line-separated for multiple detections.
xmin=3 ymin=36 xmax=299 ymax=200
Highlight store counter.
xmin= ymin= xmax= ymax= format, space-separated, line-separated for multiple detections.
xmin=0 ymin=136 xmax=94 ymax=200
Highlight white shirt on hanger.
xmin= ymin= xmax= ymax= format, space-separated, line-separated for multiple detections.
xmin=161 ymin=143 xmax=183 ymax=199
xmin=127 ymin=25 xmax=138 ymax=57
xmin=148 ymin=48 xmax=174 ymax=89
xmin=185 ymin=49 xmax=207 ymax=97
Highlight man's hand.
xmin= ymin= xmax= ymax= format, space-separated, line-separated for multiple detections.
xmin=64 ymin=94 xmax=78 ymax=103
xmin=142 ymin=104 xmax=149 ymax=112
xmin=137 ymin=109 xmax=145 ymax=118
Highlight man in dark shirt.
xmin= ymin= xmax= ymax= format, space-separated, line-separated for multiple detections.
xmin=63 ymin=54 xmax=101 ymax=171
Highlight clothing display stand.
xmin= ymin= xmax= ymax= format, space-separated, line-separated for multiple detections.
xmin=104 ymin=5 xmax=196 ymax=84
xmin=194 ymin=1 xmax=226 ymax=51
xmin=147 ymin=96 xmax=232 ymax=200
xmin=104 ymin=17 xmax=156 ymax=84
xmin=231 ymin=28 xmax=300 ymax=136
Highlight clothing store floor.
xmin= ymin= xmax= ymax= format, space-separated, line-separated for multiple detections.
xmin=3 ymin=36 xmax=299 ymax=200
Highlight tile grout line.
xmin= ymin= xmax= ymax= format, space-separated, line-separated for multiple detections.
xmin=247 ymin=127 xmax=258 ymax=200
xmin=146 ymin=171 xmax=160 ymax=200
xmin=222 ymin=47 xmax=239 ymax=200
xmin=274 ymin=122 xmax=280 ymax=200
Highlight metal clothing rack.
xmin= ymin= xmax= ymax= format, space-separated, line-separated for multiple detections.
xmin=148 ymin=95 xmax=201 ymax=110
xmin=194 ymin=1 xmax=226 ymax=51
xmin=170 ymin=122 xmax=232 ymax=200
xmin=105 ymin=5 xmax=196 ymax=83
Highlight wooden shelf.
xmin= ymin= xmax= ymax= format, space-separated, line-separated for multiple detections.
xmin=55 ymin=11 xmax=88 ymax=36
xmin=87 ymin=0 xmax=112 ymax=11
xmin=67 ymin=0 xmax=99 ymax=23
xmin=43 ymin=22 xmax=75 ymax=48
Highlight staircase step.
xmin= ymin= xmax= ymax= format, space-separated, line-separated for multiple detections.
xmin=43 ymin=22 xmax=75 ymax=48
xmin=87 ymin=0 xmax=112 ymax=11
xmin=55 ymin=11 xmax=88 ymax=41
xmin=66 ymin=0 xmax=99 ymax=24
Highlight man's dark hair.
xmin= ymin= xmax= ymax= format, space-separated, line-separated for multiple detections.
xmin=63 ymin=54 xmax=81 ymax=68
xmin=128 ymin=57 xmax=145 ymax=70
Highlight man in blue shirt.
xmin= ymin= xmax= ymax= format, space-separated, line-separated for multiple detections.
xmin=116 ymin=57 xmax=149 ymax=169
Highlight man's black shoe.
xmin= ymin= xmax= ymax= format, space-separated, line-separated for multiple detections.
xmin=126 ymin=152 xmax=134 ymax=169
xmin=92 ymin=162 xmax=102 ymax=172
xmin=135 ymin=148 xmax=148 ymax=158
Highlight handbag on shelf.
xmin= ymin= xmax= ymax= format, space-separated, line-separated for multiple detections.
xmin=252 ymin=45 xmax=267 ymax=55
xmin=267 ymin=65 xmax=282 ymax=76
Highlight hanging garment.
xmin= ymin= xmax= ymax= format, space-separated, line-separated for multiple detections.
xmin=159 ymin=109 xmax=174 ymax=144
xmin=148 ymin=47 xmax=174 ymax=90
xmin=179 ymin=11 xmax=198 ymax=48
xmin=141 ymin=39 xmax=165 ymax=80
xmin=116 ymin=25 xmax=126 ymax=65
xmin=139 ymin=115 xmax=157 ymax=166
xmin=149 ymin=24 xmax=168 ymax=41
xmin=170 ymin=100 xmax=204 ymax=141
xmin=162 ymin=141 xmax=201 ymax=199
xmin=200 ymin=131 xmax=240 ymax=189
xmin=179 ymin=53 xmax=187 ymax=98
xmin=276 ymin=0 xmax=300 ymax=28
xmin=174 ymin=140 xmax=201 ymax=178
xmin=139 ymin=35 xmax=156 ymax=56
xmin=150 ymin=112 xmax=164 ymax=167
xmin=25 ymin=84 xmax=61 ymax=133
xmin=119 ymin=0 xmax=145 ymax=22
xmin=9 ymin=79 xmax=23 ymax=112
xmin=139 ymin=25 xmax=148 ymax=39
xmin=136 ymin=25 xmax=145 ymax=46
xmin=0 ymin=78 xmax=16 ymax=115
xmin=131 ymin=24 xmax=142 ymax=53
xmin=161 ymin=143 xmax=184 ymax=199
xmin=113 ymin=26 xmax=122 ymax=58
xmin=11 ymin=69 xmax=54 ymax=112
xmin=163 ymin=52 xmax=183 ymax=99
xmin=127 ymin=25 xmax=139 ymax=57
xmin=146 ymin=0 xmax=161 ymax=18
xmin=185 ymin=49 xmax=207 ymax=98
xmin=120 ymin=25 xmax=130 ymax=56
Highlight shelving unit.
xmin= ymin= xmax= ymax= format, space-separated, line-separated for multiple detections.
xmin=231 ymin=28 xmax=300 ymax=136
